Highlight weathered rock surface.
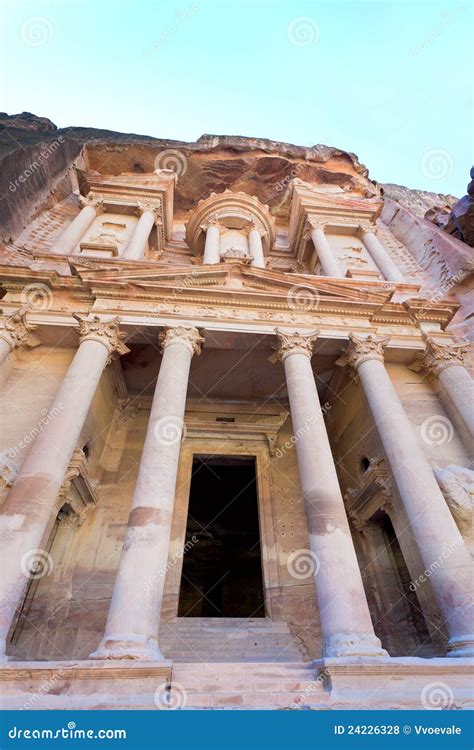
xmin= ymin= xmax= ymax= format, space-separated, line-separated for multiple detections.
xmin=443 ymin=168 xmax=474 ymax=247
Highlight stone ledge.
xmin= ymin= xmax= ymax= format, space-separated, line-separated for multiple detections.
xmin=0 ymin=659 xmax=172 ymax=681
xmin=315 ymin=656 xmax=473 ymax=676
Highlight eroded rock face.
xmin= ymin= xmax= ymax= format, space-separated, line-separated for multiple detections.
xmin=443 ymin=168 xmax=474 ymax=247
xmin=0 ymin=115 xmax=378 ymax=240
xmin=381 ymin=183 xmax=457 ymax=220
xmin=0 ymin=111 xmax=469 ymax=252
xmin=0 ymin=111 xmax=57 ymax=132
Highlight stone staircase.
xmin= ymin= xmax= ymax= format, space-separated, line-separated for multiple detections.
xmin=159 ymin=617 xmax=305 ymax=663
xmin=169 ymin=662 xmax=329 ymax=709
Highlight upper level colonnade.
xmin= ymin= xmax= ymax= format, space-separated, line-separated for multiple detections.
xmin=46 ymin=171 xmax=406 ymax=283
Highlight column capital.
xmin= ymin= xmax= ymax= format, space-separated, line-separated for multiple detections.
xmin=159 ymin=326 xmax=204 ymax=356
xmin=273 ymin=328 xmax=319 ymax=362
xmin=199 ymin=214 xmax=221 ymax=233
xmin=358 ymin=223 xmax=377 ymax=237
xmin=303 ymin=217 xmax=326 ymax=240
xmin=344 ymin=333 xmax=390 ymax=371
xmin=0 ymin=308 xmax=41 ymax=351
xmin=79 ymin=196 xmax=105 ymax=215
xmin=73 ymin=315 xmax=130 ymax=360
xmin=136 ymin=203 xmax=161 ymax=222
xmin=419 ymin=338 xmax=469 ymax=377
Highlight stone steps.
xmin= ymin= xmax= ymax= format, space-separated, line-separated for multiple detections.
xmin=159 ymin=617 xmax=305 ymax=662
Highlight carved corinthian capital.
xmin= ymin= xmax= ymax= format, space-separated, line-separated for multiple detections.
xmin=273 ymin=329 xmax=319 ymax=362
xmin=0 ymin=308 xmax=41 ymax=351
xmin=159 ymin=326 xmax=204 ymax=356
xmin=344 ymin=333 xmax=390 ymax=371
xmin=74 ymin=315 xmax=130 ymax=359
xmin=420 ymin=338 xmax=468 ymax=377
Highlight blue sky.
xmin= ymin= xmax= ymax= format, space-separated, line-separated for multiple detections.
xmin=2 ymin=0 xmax=472 ymax=196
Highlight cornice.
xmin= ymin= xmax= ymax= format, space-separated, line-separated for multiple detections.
xmin=0 ymin=261 xmax=454 ymax=332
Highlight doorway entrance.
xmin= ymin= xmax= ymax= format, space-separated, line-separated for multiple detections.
xmin=178 ymin=455 xmax=265 ymax=617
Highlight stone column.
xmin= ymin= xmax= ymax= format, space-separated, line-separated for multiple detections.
xmin=52 ymin=200 xmax=103 ymax=255
xmin=202 ymin=220 xmax=221 ymax=265
xmin=308 ymin=221 xmax=342 ymax=278
xmin=0 ymin=316 xmax=129 ymax=661
xmin=0 ymin=309 xmax=40 ymax=365
xmin=344 ymin=333 xmax=474 ymax=657
xmin=419 ymin=338 xmax=474 ymax=438
xmin=248 ymin=226 xmax=265 ymax=269
xmin=91 ymin=326 xmax=204 ymax=660
xmin=274 ymin=329 xmax=387 ymax=658
xmin=122 ymin=206 xmax=156 ymax=260
xmin=359 ymin=225 xmax=404 ymax=282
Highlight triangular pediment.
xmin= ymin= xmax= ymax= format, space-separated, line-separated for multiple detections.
xmin=70 ymin=259 xmax=405 ymax=306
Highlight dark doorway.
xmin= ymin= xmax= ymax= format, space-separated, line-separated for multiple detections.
xmin=178 ymin=455 xmax=265 ymax=617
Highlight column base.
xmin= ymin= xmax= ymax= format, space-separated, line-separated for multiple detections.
xmin=323 ymin=633 xmax=389 ymax=658
xmin=446 ymin=635 xmax=474 ymax=658
xmin=90 ymin=634 xmax=165 ymax=661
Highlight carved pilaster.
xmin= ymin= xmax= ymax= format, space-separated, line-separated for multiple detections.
xmin=0 ymin=308 xmax=41 ymax=352
xmin=73 ymin=315 xmax=130 ymax=361
xmin=273 ymin=329 xmax=319 ymax=362
xmin=418 ymin=338 xmax=469 ymax=378
xmin=159 ymin=326 xmax=204 ymax=356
